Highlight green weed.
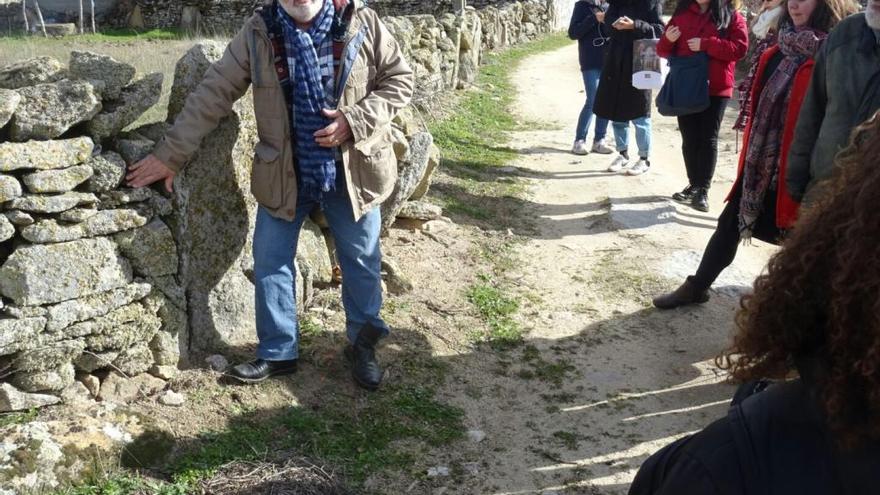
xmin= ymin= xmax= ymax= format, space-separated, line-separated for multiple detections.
xmin=0 ymin=408 xmax=38 ymax=428
xmin=467 ymin=275 xmax=522 ymax=348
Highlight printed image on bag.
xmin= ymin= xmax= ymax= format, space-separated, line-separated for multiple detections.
xmin=632 ymin=39 xmax=667 ymax=90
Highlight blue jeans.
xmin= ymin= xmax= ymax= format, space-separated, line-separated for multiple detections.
xmin=612 ymin=117 xmax=652 ymax=159
xmin=575 ymin=69 xmax=609 ymax=142
xmin=252 ymin=177 xmax=388 ymax=361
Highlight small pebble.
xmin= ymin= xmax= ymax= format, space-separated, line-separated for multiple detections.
xmin=467 ymin=429 xmax=486 ymax=443
xmin=158 ymin=390 xmax=185 ymax=407
xmin=427 ymin=466 xmax=450 ymax=477
xmin=205 ymin=354 xmax=228 ymax=372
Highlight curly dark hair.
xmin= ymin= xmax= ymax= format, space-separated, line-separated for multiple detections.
xmin=718 ymin=111 xmax=880 ymax=448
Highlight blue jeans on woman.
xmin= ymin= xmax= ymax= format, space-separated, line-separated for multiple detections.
xmin=252 ymin=173 xmax=389 ymax=361
xmin=612 ymin=117 xmax=652 ymax=159
xmin=575 ymin=69 xmax=609 ymax=143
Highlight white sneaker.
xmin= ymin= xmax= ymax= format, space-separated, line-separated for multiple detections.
xmin=591 ymin=140 xmax=614 ymax=154
xmin=626 ymin=159 xmax=651 ymax=176
xmin=607 ymin=154 xmax=630 ymax=172
xmin=572 ymin=140 xmax=589 ymax=155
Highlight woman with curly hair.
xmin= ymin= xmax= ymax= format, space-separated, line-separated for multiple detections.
xmin=629 ymin=112 xmax=880 ymax=495
xmin=652 ymin=0 xmax=856 ymax=309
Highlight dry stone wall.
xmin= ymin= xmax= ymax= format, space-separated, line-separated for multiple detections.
xmin=0 ymin=53 xmax=185 ymax=415
xmin=0 ymin=0 xmax=553 ymax=417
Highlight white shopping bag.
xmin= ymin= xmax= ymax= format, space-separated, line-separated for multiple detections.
xmin=632 ymin=39 xmax=668 ymax=90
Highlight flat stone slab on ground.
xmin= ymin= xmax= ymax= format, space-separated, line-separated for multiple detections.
xmin=609 ymin=196 xmax=678 ymax=232
xmin=658 ymin=249 xmax=759 ymax=297
xmin=0 ymin=383 xmax=60 ymax=412
xmin=99 ymin=371 xmax=165 ymax=404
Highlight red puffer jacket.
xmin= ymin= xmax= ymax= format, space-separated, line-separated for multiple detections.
xmin=656 ymin=3 xmax=748 ymax=97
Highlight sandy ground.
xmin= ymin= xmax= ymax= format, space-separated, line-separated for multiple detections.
xmin=3 ymin=39 xmax=781 ymax=495
xmin=423 ymin=42 xmax=778 ymax=494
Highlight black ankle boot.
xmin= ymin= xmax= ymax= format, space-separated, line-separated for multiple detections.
xmin=228 ymin=358 xmax=297 ymax=383
xmin=691 ymin=187 xmax=710 ymax=212
xmin=346 ymin=324 xmax=385 ymax=391
xmin=672 ymin=185 xmax=696 ymax=203
xmin=653 ymin=276 xmax=711 ymax=310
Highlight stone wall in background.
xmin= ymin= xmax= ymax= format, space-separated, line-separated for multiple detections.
xmin=110 ymin=0 xmax=566 ymax=35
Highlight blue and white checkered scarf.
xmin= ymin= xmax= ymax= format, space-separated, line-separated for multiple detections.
xmin=277 ymin=0 xmax=337 ymax=195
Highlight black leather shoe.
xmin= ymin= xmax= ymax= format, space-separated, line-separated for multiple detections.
xmin=672 ymin=185 xmax=696 ymax=203
xmin=691 ymin=187 xmax=710 ymax=212
xmin=653 ymin=277 xmax=710 ymax=310
xmin=227 ymin=358 xmax=297 ymax=383
xmin=345 ymin=324 xmax=385 ymax=391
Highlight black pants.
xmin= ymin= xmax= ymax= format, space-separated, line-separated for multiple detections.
xmin=692 ymin=182 xmax=781 ymax=290
xmin=677 ymin=96 xmax=729 ymax=190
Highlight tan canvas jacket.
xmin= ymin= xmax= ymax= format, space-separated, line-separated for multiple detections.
xmin=152 ymin=1 xmax=414 ymax=221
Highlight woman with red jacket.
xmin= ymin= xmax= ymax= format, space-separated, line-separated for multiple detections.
xmin=652 ymin=0 xmax=851 ymax=310
xmin=657 ymin=0 xmax=748 ymax=212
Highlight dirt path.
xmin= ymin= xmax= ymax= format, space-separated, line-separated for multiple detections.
xmin=434 ymin=42 xmax=777 ymax=494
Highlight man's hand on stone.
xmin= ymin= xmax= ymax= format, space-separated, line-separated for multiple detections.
xmin=314 ymin=109 xmax=353 ymax=148
xmin=126 ymin=154 xmax=176 ymax=193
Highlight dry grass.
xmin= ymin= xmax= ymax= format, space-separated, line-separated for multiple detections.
xmin=198 ymin=458 xmax=352 ymax=495
xmin=0 ymin=35 xmax=230 ymax=127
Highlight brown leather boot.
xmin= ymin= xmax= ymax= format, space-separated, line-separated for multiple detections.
xmin=653 ymin=277 xmax=710 ymax=309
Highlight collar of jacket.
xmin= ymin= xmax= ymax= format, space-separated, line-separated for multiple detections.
xmin=859 ymin=16 xmax=879 ymax=54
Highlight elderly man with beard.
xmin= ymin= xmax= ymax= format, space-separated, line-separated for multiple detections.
xmin=126 ymin=0 xmax=413 ymax=390
xmin=786 ymin=2 xmax=880 ymax=202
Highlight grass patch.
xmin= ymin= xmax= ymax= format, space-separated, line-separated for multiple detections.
xmin=428 ymin=33 xmax=572 ymax=226
xmin=428 ymin=32 xmax=572 ymax=170
xmin=552 ymin=430 xmax=582 ymax=450
xmin=467 ymin=274 xmax=523 ymax=348
xmin=0 ymin=28 xmax=185 ymax=43
xmin=0 ymin=408 xmax=38 ymax=428
xmin=517 ymin=347 xmax=577 ymax=387
xmin=58 ymin=379 xmax=464 ymax=494
xmin=171 ymin=383 xmax=463 ymax=487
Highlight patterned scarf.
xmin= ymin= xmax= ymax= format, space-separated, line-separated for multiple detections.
xmin=733 ymin=34 xmax=776 ymax=132
xmin=277 ymin=0 xmax=337 ymax=196
xmin=738 ymin=24 xmax=826 ymax=238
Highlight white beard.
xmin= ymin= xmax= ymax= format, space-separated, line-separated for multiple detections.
xmin=280 ymin=0 xmax=324 ymax=23
xmin=867 ymin=5 xmax=880 ymax=30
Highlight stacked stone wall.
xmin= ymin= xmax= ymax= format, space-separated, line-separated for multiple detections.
xmin=0 ymin=53 xmax=186 ymax=414
xmin=0 ymin=0 xmax=555 ymax=417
